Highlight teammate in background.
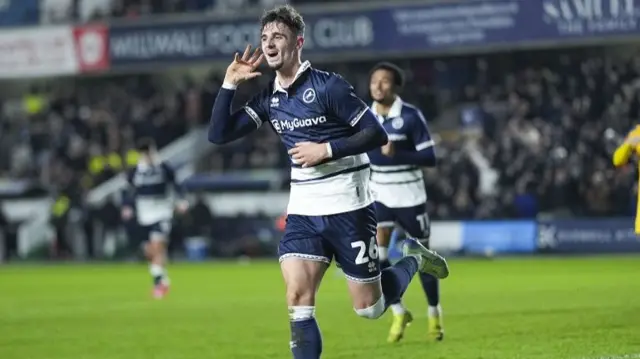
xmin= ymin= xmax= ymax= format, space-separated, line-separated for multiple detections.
xmin=121 ymin=138 xmax=188 ymax=299
xmin=367 ymin=62 xmax=443 ymax=342
xmin=207 ymin=5 xmax=449 ymax=358
xmin=612 ymin=125 xmax=640 ymax=234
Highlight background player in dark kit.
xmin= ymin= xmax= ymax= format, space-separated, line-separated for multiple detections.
xmin=367 ymin=62 xmax=444 ymax=342
xmin=122 ymin=138 xmax=188 ymax=299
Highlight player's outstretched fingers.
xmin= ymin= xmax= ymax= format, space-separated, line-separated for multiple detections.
xmin=251 ymin=53 xmax=264 ymax=69
xmin=249 ymin=47 xmax=262 ymax=65
xmin=242 ymin=44 xmax=252 ymax=61
xmin=246 ymin=71 xmax=262 ymax=80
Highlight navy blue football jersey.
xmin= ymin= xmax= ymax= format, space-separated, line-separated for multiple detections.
xmin=241 ymin=61 xmax=375 ymax=216
xmin=368 ymin=97 xmax=433 ymax=208
xmin=126 ymin=161 xmax=181 ymax=225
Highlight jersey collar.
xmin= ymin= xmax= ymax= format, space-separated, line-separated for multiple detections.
xmin=273 ymin=61 xmax=311 ymax=94
xmin=371 ymin=96 xmax=403 ymax=119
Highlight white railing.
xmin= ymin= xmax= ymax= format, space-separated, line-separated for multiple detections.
xmin=87 ymin=128 xmax=208 ymax=205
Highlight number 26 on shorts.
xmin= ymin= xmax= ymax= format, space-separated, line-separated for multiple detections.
xmin=351 ymin=237 xmax=378 ymax=265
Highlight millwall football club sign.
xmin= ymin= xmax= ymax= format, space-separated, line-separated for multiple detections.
xmin=543 ymin=0 xmax=640 ymax=35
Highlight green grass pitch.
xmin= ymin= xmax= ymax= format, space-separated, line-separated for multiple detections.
xmin=1 ymin=256 xmax=639 ymax=359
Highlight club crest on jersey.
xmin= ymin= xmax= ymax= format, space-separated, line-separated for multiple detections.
xmin=270 ymin=97 xmax=279 ymax=107
xmin=392 ymin=117 xmax=404 ymax=129
xmin=302 ymin=88 xmax=316 ymax=104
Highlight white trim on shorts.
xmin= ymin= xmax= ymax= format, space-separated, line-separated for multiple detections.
xmin=343 ymin=273 xmax=382 ymax=283
xmin=279 ymin=253 xmax=331 ymax=264
xmin=149 ymin=231 xmax=168 ymax=242
xmin=376 ymin=221 xmax=395 ymax=228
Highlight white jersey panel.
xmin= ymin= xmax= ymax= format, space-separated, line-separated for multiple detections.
xmin=288 ymin=153 xmax=373 ymax=216
xmin=136 ymin=197 xmax=174 ymax=225
xmin=369 ymin=164 xmax=427 ymax=208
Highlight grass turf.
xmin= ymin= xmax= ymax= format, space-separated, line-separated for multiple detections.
xmin=1 ymin=256 xmax=639 ymax=359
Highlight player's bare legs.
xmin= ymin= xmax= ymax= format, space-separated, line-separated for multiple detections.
xmin=280 ymin=258 xmax=328 ymax=359
xmin=376 ymin=226 xmax=411 ymax=313
xmin=375 ymin=226 xmax=392 ymax=262
xmin=147 ymin=233 xmax=170 ymax=299
xmin=395 ymin=231 xmax=445 ymax=341
xmin=376 ymin=226 xmax=414 ymax=342
xmin=415 ymin=237 xmax=444 ymax=341
xmin=420 ymin=268 xmax=444 ymax=341
xmin=347 ymin=239 xmax=447 ymax=321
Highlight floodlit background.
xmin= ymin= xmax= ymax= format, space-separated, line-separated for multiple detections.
xmin=0 ymin=1 xmax=639 ymax=359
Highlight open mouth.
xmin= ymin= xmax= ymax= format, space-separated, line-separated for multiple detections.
xmin=267 ymin=51 xmax=278 ymax=59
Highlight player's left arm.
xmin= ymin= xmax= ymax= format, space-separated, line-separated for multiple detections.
xmin=613 ymin=142 xmax=634 ymax=167
xmin=162 ymin=163 xmax=189 ymax=212
xmin=387 ymin=110 xmax=437 ymax=167
xmin=121 ymin=169 xmax=136 ymax=220
xmin=613 ymin=128 xmax=640 ymax=167
xmin=324 ymin=75 xmax=388 ymax=159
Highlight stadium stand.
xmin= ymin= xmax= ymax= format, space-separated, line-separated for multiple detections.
xmin=0 ymin=75 xmax=190 ymax=192
xmin=2 ymin=45 xmax=639 ymax=260
xmin=42 ymin=0 xmax=390 ymax=23
xmin=3 ymin=2 xmax=640 ymax=358
xmin=0 ymin=0 xmax=638 ymax=261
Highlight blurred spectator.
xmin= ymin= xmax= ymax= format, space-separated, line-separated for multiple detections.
xmin=180 ymin=193 xmax=214 ymax=239
xmin=96 ymin=195 xmax=122 ymax=256
xmin=50 ymin=192 xmax=72 ymax=258
xmin=0 ymin=201 xmax=8 ymax=261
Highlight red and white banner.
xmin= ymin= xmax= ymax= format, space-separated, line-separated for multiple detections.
xmin=0 ymin=25 xmax=110 ymax=79
xmin=0 ymin=26 xmax=78 ymax=78
xmin=73 ymin=24 xmax=110 ymax=73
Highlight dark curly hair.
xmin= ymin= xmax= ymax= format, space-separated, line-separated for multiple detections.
xmin=260 ymin=5 xmax=305 ymax=37
xmin=136 ymin=137 xmax=156 ymax=153
xmin=369 ymin=62 xmax=405 ymax=88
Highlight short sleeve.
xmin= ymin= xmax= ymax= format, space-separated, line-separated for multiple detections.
xmin=243 ymin=89 xmax=270 ymax=128
xmin=125 ymin=169 xmax=135 ymax=185
xmin=410 ymin=109 xmax=435 ymax=151
xmin=325 ymin=75 xmax=369 ymax=127
xmin=161 ymin=163 xmax=176 ymax=182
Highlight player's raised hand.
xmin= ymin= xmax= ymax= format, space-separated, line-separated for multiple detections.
xmin=381 ymin=141 xmax=395 ymax=157
xmin=175 ymin=200 xmax=189 ymax=214
xmin=121 ymin=206 xmax=133 ymax=221
xmin=626 ymin=135 xmax=640 ymax=147
xmin=223 ymin=45 xmax=264 ymax=86
xmin=288 ymin=142 xmax=330 ymax=168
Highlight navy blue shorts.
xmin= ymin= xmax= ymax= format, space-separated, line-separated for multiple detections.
xmin=279 ymin=204 xmax=380 ymax=283
xmin=141 ymin=220 xmax=172 ymax=241
xmin=374 ymin=202 xmax=430 ymax=241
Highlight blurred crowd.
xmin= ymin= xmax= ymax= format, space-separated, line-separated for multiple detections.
xmin=42 ymin=0 xmax=380 ymax=23
xmin=3 ymin=46 xmax=639 ymax=222
xmin=200 ymin=47 xmax=640 ymax=220
xmin=3 ymin=46 xmax=639 ymax=221
xmin=423 ymin=48 xmax=639 ymax=220
xmin=0 ymin=0 xmax=637 ymax=262
xmin=0 ymin=75 xmax=202 ymax=197
xmin=4 ymin=42 xmax=640 ymax=260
